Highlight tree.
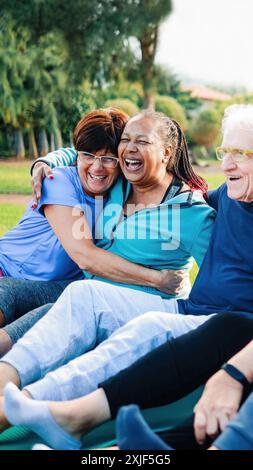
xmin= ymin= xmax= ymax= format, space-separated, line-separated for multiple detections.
xmin=2 ymin=1 xmax=173 ymax=108
xmin=119 ymin=0 xmax=173 ymax=108
xmin=155 ymin=95 xmax=188 ymax=130
xmin=189 ymin=108 xmax=221 ymax=148
xmin=0 ymin=17 xmax=32 ymax=158
xmin=0 ymin=11 xmax=70 ymax=157
xmin=0 ymin=0 xmax=174 ymax=154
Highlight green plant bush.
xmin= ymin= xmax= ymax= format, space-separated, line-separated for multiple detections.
xmin=189 ymin=108 xmax=221 ymax=148
xmin=155 ymin=95 xmax=188 ymax=130
xmin=104 ymin=99 xmax=139 ymax=117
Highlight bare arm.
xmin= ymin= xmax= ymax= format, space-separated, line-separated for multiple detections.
xmin=194 ymin=339 xmax=253 ymax=444
xmin=31 ymin=163 xmax=54 ymax=207
xmin=44 ymin=204 xmax=184 ymax=294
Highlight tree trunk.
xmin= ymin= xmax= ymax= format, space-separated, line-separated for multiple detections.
xmin=14 ymin=128 xmax=25 ymax=159
xmin=28 ymin=128 xmax=39 ymax=159
xmin=38 ymin=129 xmax=49 ymax=156
xmin=139 ymin=24 xmax=158 ymax=109
xmin=55 ymin=128 xmax=63 ymax=148
xmin=69 ymin=130 xmax=74 ymax=147
xmin=50 ymin=132 xmax=56 ymax=152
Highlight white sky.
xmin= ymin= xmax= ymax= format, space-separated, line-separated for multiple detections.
xmin=156 ymin=0 xmax=253 ymax=91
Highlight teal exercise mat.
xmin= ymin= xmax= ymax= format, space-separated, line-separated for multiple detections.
xmin=0 ymin=426 xmax=48 ymax=450
xmin=0 ymin=386 xmax=204 ymax=450
xmin=0 ymin=426 xmax=30 ymax=442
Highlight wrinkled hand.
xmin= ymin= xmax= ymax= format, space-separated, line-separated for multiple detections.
xmin=158 ymin=269 xmax=188 ymax=296
xmin=31 ymin=162 xmax=53 ymax=208
xmin=194 ymin=369 xmax=243 ymax=445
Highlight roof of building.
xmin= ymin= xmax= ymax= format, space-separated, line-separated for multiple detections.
xmin=182 ymin=84 xmax=232 ymax=102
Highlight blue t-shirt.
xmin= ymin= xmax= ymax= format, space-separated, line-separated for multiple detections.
xmin=0 ymin=167 xmax=103 ymax=281
xmin=178 ymin=184 xmax=253 ymax=315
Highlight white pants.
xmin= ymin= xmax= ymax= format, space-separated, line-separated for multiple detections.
xmin=2 ymin=280 xmax=211 ymax=400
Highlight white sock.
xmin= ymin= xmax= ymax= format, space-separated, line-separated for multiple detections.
xmin=3 ymin=383 xmax=81 ymax=450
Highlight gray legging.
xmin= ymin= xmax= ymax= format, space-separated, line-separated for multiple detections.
xmin=0 ymin=278 xmax=72 ymax=343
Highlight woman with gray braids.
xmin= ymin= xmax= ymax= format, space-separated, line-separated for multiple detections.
xmin=0 ymin=110 xmax=215 ymax=435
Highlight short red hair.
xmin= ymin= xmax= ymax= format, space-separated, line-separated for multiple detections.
xmin=73 ymin=108 xmax=129 ymax=155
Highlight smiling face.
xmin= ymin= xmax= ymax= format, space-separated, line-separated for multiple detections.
xmin=118 ymin=115 xmax=171 ymax=187
xmin=221 ymin=124 xmax=253 ymax=202
xmin=77 ymin=149 xmax=120 ymax=197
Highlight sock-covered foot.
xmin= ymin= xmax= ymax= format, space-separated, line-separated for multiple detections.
xmin=3 ymin=383 xmax=81 ymax=450
xmin=214 ymin=392 xmax=253 ymax=450
xmin=116 ymin=404 xmax=172 ymax=450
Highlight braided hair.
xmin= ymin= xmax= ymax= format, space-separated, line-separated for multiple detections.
xmin=137 ymin=110 xmax=208 ymax=195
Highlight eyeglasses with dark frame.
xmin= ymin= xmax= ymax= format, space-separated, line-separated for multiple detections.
xmin=78 ymin=151 xmax=119 ymax=168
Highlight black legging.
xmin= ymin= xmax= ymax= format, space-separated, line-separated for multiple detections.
xmin=100 ymin=312 xmax=253 ymax=418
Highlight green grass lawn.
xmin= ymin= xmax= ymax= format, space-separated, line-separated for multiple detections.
xmin=201 ymin=172 xmax=225 ymax=190
xmin=0 ymin=203 xmax=26 ymax=237
xmin=0 ymin=162 xmax=32 ymax=194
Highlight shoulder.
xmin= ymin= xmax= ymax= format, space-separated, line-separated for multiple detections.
xmin=207 ymin=183 xmax=227 ymax=209
xmin=45 ymin=167 xmax=79 ymax=187
xmin=180 ymin=191 xmax=216 ymax=226
xmin=51 ymin=166 xmax=77 ymax=179
xmin=166 ymin=190 xmax=210 ymax=208
xmin=41 ymin=167 xmax=82 ymax=199
xmin=161 ymin=191 xmax=216 ymax=227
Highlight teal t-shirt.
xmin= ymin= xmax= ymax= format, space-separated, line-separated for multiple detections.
xmin=35 ymin=149 xmax=216 ymax=299
xmin=85 ymin=176 xmax=216 ymax=299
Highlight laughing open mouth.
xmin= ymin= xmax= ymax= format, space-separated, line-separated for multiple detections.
xmin=124 ymin=158 xmax=143 ymax=170
xmin=88 ymin=173 xmax=107 ymax=181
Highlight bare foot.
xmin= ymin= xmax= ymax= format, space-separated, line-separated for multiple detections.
xmin=48 ymin=400 xmax=95 ymax=440
xmin=48 ymin=389 xmax=111 ymax=441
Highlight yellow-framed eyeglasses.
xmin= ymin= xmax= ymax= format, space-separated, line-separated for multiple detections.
xmin=216 ymin=147 xmax=253 ymax=162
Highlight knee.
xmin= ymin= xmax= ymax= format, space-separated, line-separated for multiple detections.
xmin=216 ymin=311 xmax=252 ymax=326
xmin=214 ymin=312 xmax=253 ymax=337
xmin=65 ymin=280 xmax=87 ymax=296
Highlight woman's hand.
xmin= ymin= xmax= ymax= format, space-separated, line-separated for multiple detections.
xmin=158 ymin=269 xmax=188 ymax=296
xmin=193 ymin=369 xmax=243 ymax=445
xmin=31 ymin=162 xmax=53 ymax=208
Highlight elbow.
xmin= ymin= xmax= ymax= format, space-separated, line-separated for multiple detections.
xmin=76 ymin=252 xmax=95 ymax=272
